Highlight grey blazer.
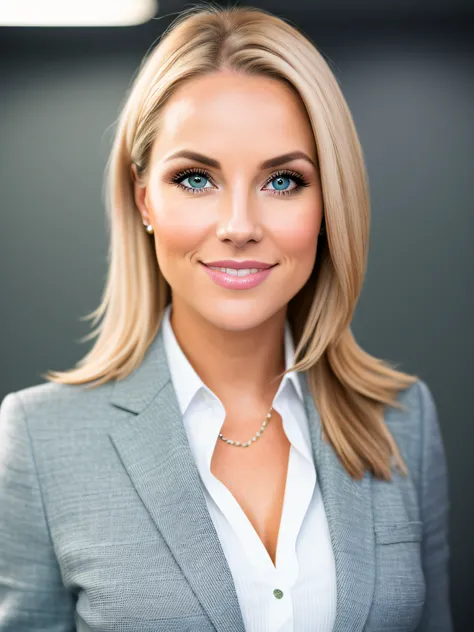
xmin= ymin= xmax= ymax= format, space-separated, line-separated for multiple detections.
xmin=0 ymin=325 xmax=453 ymax=632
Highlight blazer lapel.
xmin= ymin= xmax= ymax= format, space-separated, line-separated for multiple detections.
xmin=108 ymin=326 xmax=246 ymax=632
xmin=300 ymin=372 xmax=375 ymax=632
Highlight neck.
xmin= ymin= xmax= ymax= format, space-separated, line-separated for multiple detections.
xmin=168 ymin=297 xmax=287 ymax=409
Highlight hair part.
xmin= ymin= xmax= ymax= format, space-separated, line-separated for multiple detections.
xmin=43 ymin=2 xmax=418 ymax=481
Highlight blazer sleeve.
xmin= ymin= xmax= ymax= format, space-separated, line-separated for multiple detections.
xmin=415 ymin=380 xmax=454 ymax=632
xmin=0 ymin=391 xmax=76 ymax=631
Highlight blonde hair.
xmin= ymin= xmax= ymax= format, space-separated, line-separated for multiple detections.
xmin=43 ymin=2 xmax=418 ymax=481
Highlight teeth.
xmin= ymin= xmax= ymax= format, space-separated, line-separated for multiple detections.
xmin=208 ymin=266 xmax=262 ymax=276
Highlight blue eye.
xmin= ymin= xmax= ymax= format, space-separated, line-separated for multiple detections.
xmin=170 ymin=167 xmax=310 ymax=196
xmin=187 ymin=174 xmax=208 ymax=189
xmin=267 ymin=175 xmax=292 ymax=192
xmin=170 ymin=168 xmax=212 ymax=194
xmin=171 ymin=169 xmax=211 ymax=193
xmin=261 ymin=170 xmax=310 ymax=196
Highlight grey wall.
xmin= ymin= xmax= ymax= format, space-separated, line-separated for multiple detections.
xmin=1 ymin=1 xmax=473 ymax=628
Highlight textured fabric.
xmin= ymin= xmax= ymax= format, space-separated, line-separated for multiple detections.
xmin=161 ymin=303 xmax=337 ymax=631
xmin=0 ymin=321 xmax=453 ymax=632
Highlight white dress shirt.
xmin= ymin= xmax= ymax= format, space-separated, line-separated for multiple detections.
xmin=161 ymin=303 xmax=336 ymax=632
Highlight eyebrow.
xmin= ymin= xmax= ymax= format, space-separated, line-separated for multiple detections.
xmin=164 ymin=149 xmax=317 ymax=171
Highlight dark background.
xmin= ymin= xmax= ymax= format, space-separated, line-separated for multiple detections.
xmin=0 ymin=0 xmax=473 ymax=628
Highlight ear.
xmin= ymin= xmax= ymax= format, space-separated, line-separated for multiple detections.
xmin=131 ymin=163 xmax=151 ymax=225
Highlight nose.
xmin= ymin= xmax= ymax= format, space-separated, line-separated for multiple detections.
xmin=215 ymin=195 xmax=263 ymax=247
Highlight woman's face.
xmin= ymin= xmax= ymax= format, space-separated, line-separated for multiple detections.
xmin=133 ymin=70 xmax=323 ymax=332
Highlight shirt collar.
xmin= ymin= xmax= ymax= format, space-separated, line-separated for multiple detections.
xmin=161 ymin=303 xmax=304 ymax=416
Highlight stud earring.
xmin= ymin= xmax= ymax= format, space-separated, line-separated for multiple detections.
xmin=143 ymin=222 xmax=154 ymax=235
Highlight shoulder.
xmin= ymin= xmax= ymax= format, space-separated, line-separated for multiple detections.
xmin=384 ymin=378 xmax=442 ymax=463
xmin=0 ymin=380 xmax=125 ymax=505
xmin=2 ymin=379 xmax=113 ymax=412
xmin=0 ymin=379 xmax=116 ymax=439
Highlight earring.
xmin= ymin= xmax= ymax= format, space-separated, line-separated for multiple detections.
xmin=143 ymin=222 xmax=154 ymax=235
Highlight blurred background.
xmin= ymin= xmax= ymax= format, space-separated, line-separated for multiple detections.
xmin=0 ymin=0 xmax=473 ymax=628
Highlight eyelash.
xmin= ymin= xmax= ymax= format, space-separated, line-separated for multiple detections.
xmin=168 ymin=167 xmax=310 ymax=196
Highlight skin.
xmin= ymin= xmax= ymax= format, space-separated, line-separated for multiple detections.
xmin=133 ymin=70 xmax=324 ymax=565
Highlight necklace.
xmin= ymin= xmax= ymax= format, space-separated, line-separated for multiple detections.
xmin=218 ymin=406 xmax=274 ymax=448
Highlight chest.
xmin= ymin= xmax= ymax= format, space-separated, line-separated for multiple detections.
xmin=210 ymin=410 xmax=291 ymax=565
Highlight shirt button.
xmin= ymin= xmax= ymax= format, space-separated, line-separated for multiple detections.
xmin=273 ymin=588 xmax=284 ymax=599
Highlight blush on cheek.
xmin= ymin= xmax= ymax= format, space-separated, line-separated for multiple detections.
xmin=154 ymin=214 xmax=209 ymax=253
xmin=272 ymin=201 xmax=320 ymax=237
xmin=278 ymin=222 xmax=319 ymax=257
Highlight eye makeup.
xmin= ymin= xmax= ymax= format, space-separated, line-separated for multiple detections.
xmin=166 ymin=167 xmax=311 ymax=197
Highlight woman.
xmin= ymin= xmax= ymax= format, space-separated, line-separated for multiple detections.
xmin=0 ymin=4 xmax=452 ymax=632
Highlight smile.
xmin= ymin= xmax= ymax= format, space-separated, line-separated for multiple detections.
xmin=200 ymin=262 xmax=277 ymax=290
xmin=207 ymin=266 xmax=263 ymax=276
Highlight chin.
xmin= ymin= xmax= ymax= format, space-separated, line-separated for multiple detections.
xmin=196 ymin=299 xmax=285 ymax=332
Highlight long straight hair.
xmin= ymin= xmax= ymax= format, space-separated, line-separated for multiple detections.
xmin=43 ymin=2 xmax=418 ymax=481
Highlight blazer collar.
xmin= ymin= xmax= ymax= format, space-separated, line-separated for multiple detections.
xmin=109 ymin=324 xmax=375 ymax=632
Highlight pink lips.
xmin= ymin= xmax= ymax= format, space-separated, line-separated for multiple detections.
xmin=200 ymin=262 xmax=277 ymax=290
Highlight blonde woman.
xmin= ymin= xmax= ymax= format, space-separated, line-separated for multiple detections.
xmin=0 ymin=4 xmax=452 ymax=632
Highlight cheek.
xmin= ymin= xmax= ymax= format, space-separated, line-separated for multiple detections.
xmin=272 ymin=207 xmax=320 ymax=260
xmin=152 ymin=204 xmax=210 ymax=255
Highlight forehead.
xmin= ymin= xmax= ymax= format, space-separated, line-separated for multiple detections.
xmin=151 ymin=71 xmax=316 ymax=160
